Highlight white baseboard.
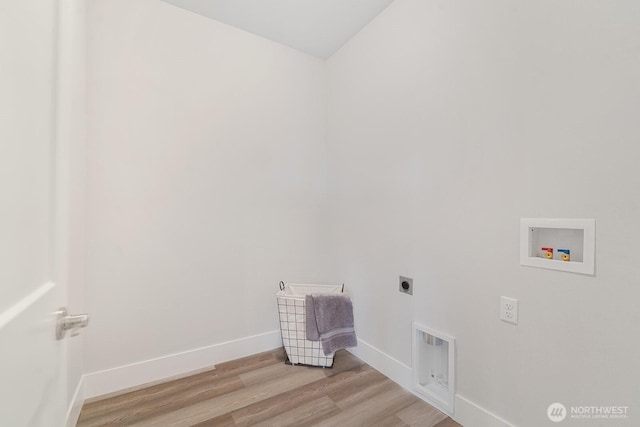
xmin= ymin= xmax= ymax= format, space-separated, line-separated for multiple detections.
xmin=349 ymin=338 xmax=513 ymax=427
xmin=454 ymin=394 xmax=514 ymax=427
xmin=82 ymin=330 xmax=282 ymax=400
xmin=66 ymin=376 xmax=84 ymax=427
xmin=347 ymin=337 xmax=413 ymax=390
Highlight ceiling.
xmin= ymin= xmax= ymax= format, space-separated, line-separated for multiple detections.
xmin=160 ymin=0 xmax=395 ymax=59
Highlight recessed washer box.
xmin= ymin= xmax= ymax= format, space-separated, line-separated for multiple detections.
xmin=412 ymin=323 xmax=455 ymax=416
xmin=520 ymin=218 xmax=595 ymax=275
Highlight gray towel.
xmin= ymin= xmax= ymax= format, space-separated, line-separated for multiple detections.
xmin=306 ymin=294 xmax=357 ymax=355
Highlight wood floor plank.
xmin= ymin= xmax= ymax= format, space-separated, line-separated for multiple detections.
xmin=370 ymin=414 xmax=411 ymax=427
xmin=317 ymin=382 xmax=420 ymax=427
xmin=396 ymin=400 xmax=449 ymax=426
xmin=79 ymin=348 xmax=281 ymax=424
xmin=189 ymin=413 xmax=237 ymax=427
xmin=434 ymin=418 xmax=464 ymax=427
xmin=229 ymin=363 xmax=377 ymax=426
xmin=77 ymin=348 xmax=462 ymax=427
xmin=130 ymin=362 xmax=327 ymax=426
xmin=251 ymin=396 xmax=340 ymax=427
xmin=238 ymin=359 xmax=304 ymax=387
xmin=328 ymin=376 xmax=398 ymax=409
xmin=78 ymin=373 xmax=244 ymax=426
xmin=322 ymin=364 xmax=389 ymax=399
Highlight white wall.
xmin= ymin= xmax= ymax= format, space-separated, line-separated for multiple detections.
xmin=85 ymin=0 xmax=329 ymax=380
xmin=326 ymin=1 xmax=640 ymax=426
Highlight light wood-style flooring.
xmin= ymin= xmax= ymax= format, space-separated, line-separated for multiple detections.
xmin=77 ymin=348 xmax=462 ymax=427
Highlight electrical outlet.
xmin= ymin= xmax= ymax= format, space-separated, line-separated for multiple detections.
xmin=500 ymin=296 xmax=519 ymax=325
xmin=399 ymin=276 xmax=413 ymax=295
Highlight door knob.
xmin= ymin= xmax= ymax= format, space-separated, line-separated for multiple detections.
xmin=56 ymin=307 xmax=89 ymax=340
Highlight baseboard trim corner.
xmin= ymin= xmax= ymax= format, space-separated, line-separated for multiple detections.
xmin=82 ymin=330 xmax=282 ymax=400
xmin=66 ymin=375 xmax=84 ymax=427
xmin=347 ymin=337 xmax=412 ymax=390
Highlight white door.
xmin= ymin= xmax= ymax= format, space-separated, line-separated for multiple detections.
xmin=0 ymin=0 xmax=74 ymax=425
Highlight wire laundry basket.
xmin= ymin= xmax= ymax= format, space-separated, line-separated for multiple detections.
xmin=276 ymin=281 xmax=344 ymax=368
